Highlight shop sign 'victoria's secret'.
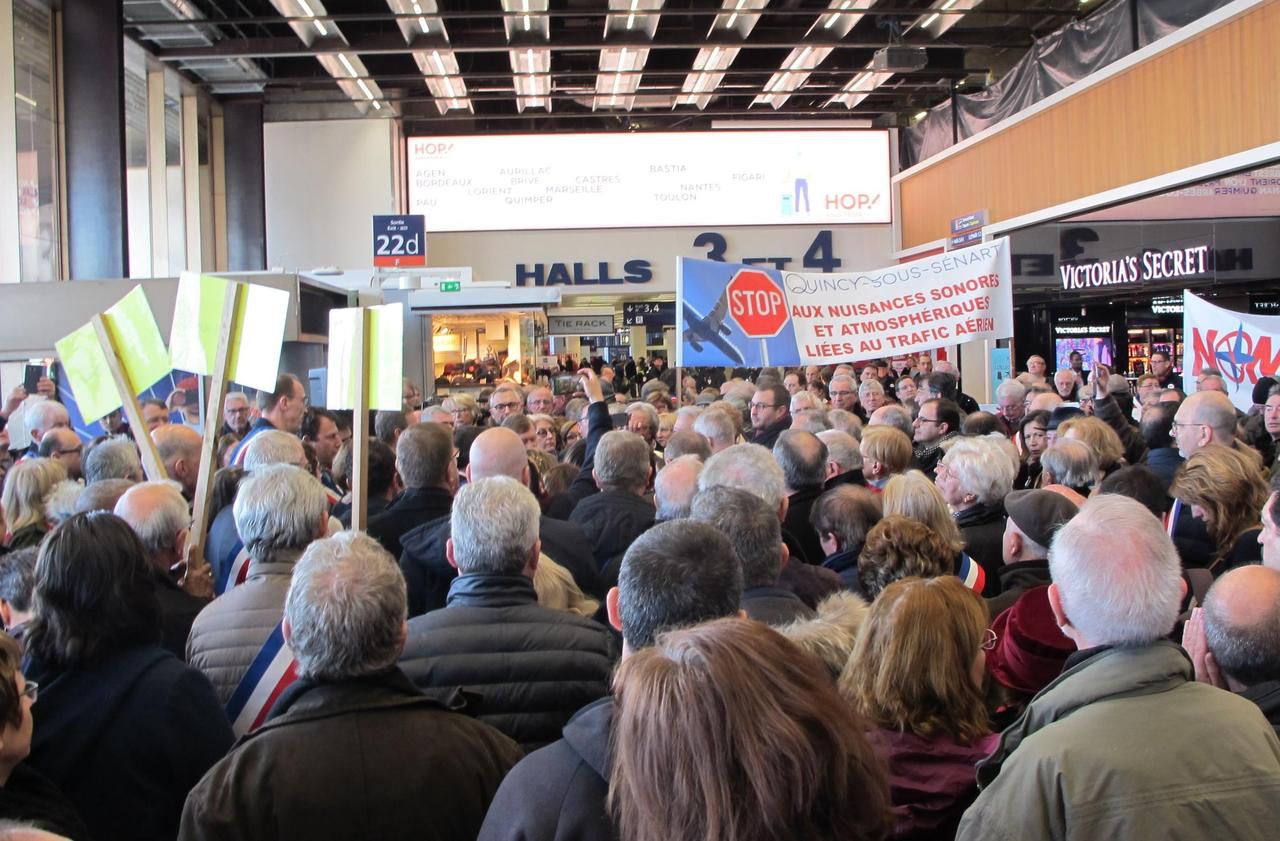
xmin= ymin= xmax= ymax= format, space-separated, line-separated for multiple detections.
xmin=1059 ymin=244 xmax=1210 ymax=290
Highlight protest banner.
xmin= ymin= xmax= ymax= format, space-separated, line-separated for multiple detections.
xmin=55 ymin=286 xmax=171 ymax=482
xmin=327 ymin=303 xmax=405 ymax=530
xmin=1184 ymin=291 xmax=1280 ymax=411
xmin=677 ymin=238 xmax=1013 ymax=367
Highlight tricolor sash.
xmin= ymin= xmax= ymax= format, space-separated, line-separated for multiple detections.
xmin=227 ymin=547 xmax=252 ymax=591
xmin=1166 ymin=497 xmax=1183 ymax=537
xmin=956 ymin=553 xmax=986 ymax=594
xmin=225 ymin=623 xmax=299 ymax=738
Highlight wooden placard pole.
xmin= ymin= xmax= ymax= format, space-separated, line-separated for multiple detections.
xmin=90 ymin=315 xmax=168 ymax=483
xmin=350 ymin=308 xmax=372 ymax=531
xmin=188 ymin=283 xmax=242 ymax=565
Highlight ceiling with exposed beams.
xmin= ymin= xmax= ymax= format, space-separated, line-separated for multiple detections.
xmin=125 ymin=0 xmax=1102 ymax=135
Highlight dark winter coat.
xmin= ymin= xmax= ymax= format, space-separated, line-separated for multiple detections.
xmin=399 ymin=574 xmax=617 ymax=751
xmin=477 ymin=697 xmax=614 ymax=841
xmin=178 ymin=669 xmax=522 ymax=841
xmin=400 ymin=514 xmax=602 ymax=617
xmin=153 ymin=572 xmax=208 ymax=662
xmin=953 ymin=501 xmax=1006 ymax=596
xmin=741 ymin=585 xmax=816 ymax=626
xmin=985 ymin=559 xmax=1050 ymax=618
xmin=750 ymin=415 xmax=792 ymax=450
xmin=366 ymin=485 xmax=453 ymax=559
xmin=1241 ymin=680 xmax=1280 ymax=739
xmin=24 ymin=644 xmax=233 ymax=841
xmin=783 ymin=484 xmax=826 ymax=565
xmin=568 ymin=491 xmax=655 ymax=590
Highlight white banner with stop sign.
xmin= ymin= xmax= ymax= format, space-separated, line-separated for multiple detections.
xmin=677 ymin=237 xmax=1013 ymax=367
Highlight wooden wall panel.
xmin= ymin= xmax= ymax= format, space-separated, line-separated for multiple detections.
xmin=899 ymin=0 xmax=1280 ymax=249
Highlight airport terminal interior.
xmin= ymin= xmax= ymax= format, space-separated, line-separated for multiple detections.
xmin=1 ymin=0 xmax=1280 ymax=839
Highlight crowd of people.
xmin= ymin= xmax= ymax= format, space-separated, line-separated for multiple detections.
xmin=0 ymin=348 xmax=1278 ymax=841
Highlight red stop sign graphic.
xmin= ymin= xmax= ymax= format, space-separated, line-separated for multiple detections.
xmin=726 ymin=270 xmax=788 ymax=337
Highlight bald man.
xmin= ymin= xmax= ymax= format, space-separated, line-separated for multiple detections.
xmin=1172 ymin=391 xmax=1240 ymax=459
xmin=115 ymin=481 xmax=211 ymax=659
xmin=398 ymin=426 xmax=600 ymax=616
xmin=1186 ymin=565 xmax=1280 ymax=735
xmin=154 ymin=424 xmax=203 ymax=500
xmin=654 ymin=454 xmax=703 ymax=521
xmin=38 ymin=427 xmax=84 ymax=480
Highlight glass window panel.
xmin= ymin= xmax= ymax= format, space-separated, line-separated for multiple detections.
xmin=12 ymin=0 xmax=59 ymax=282
xmin=124 ymin=39 xmax=151 ymax=278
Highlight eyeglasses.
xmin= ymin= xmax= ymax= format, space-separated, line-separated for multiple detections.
xmin=1170 ymin=421 xmax=1206 ymax=433
xmin=982 ymin=629 xmax=998 ymax=651
xmin=750 ymin=402 xmax=781 ymax=410
xmin=916 ymin=417 xmax=941 ymax=425
xmin=829 ymin=390 xmax=854 ymax=398
xmin=21 ymin=680 xmax=37 ymax=703
xmin=491 ymin=402 xmax=521 ymax=412
xmin=536 ymin=427 xmax=556 ymax=436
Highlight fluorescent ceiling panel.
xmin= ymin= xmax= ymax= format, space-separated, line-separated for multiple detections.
xmin=751 ymin=0 xmax=876 ymax=109
xmin=270 ymin=0 xmax=388 ymax=114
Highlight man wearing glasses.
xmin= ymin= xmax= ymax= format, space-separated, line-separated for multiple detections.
xmin=912 ymin=397 xmax=961 ymax=480
xmin=221 ymin=392 xmax=252 ymax=437
xmin=749 ymin=384 xmax=792 ymax=449
xmin=488 ymin=386 xmax=524 ymax=427
xmin=37 ymin=427 xmax=84 ymax=480
xmin=827 ymin=374 xmax=863 ymax=420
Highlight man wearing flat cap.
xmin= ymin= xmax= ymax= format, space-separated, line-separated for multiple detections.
xmin=989 ymin=489 xmax=1079 ymax=617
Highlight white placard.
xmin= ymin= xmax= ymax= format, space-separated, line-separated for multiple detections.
xmin=407 ymin=130 xmax=891 ymax=232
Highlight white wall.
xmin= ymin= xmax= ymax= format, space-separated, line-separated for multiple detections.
xmin=262 ymin=119 xmax=896 ymax=298
xmin=264 ymin=119 xmax=397 ymax=271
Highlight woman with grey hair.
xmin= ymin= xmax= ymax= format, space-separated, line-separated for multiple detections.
xmin=936 ymin=437 xmax=1017 ymax=594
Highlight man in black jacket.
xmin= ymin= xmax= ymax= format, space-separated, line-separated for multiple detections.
xmin=748 ymin=383 xmax=792 ymax=449
xmin=399 ymin=477 xmax=617 ymax=751
xmin=367 ymin=422 xmax=456 ymax=559
xmin=692 ymin=486 xmax=814 ymax=625
xmin=114 ymin=482 xmax=211 ymax=661
xmin=568 ymin=430 xmax=656 ymax=589
xmin=774 ymin=429 xmax=829 ymax=565
xmin=398 ymin=426 xmax=600 ymax=616
xmin=477 ymin=520 xmax=743 ymax=841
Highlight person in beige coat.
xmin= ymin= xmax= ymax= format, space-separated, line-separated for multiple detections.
xmin=957 ymin=495 xmax=1280 ymax=841
xmin=186 ymin=464 xmax=329 ymax=709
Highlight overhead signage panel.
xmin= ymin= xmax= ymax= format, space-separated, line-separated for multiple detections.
xmin=407 ymin=131 xmax=892 ymax=232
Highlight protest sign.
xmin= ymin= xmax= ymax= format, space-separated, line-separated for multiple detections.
xmin=677 ymin=238 xmax=1013 ymax=367
xmin=170 ymin=272 xmax=290 ymax=392
xmin=327 ymin=303 xmax=405 ymax=531
xmin=1184 ymin=291 xmax=1280 ymax=411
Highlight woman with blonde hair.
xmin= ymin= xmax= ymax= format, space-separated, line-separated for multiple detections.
xmin=1057 ymin=415 xmax=1126 ymax=479
xmin=2 ymin=459 xmax=67 ymax=550
xmin=532 ymin=556 xmax=599 ymax=618
xmin=882 ymin=471 xmax=986 ymax=594
xmin=1171 ymin=443 xmax=1270 ymax=571
xmin=860 ymin=426 xmax=913 ymax=490
xmin=609 ymin=618 xmax=890 ymax=841
xmin=841 ymin=576 xmax=997 ymax=840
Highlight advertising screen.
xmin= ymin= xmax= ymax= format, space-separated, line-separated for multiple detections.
xmin=407 ymin=130 xmax=892 ymax=232
xmin=1055 ymin=337 xmax=1114 ymax=370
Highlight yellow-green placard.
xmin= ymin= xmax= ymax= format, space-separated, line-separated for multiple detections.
xmin=54 ymin=323 xmax=120 ymax=421
xmin=326 ymin=303 xmax=404 ymax=411
xmin=169 ymin=272 xmax=290 ymax=392
xmin=170 ymin=272 xmax=231 ymax=375
xmin=102 ymin=286 xmax=170 ymax=394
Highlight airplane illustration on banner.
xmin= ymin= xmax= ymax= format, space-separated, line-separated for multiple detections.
xmin=682 ymin=290 xmax=745 ymax=365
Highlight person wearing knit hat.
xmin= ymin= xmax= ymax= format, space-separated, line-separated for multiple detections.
xmin=985 ymin=585 xmax=1075 ymax=730
xmin=988 ymin=489 xmax=1079 ymax=617
xmin=1251 ymin=376 xmax=1277 ymax=410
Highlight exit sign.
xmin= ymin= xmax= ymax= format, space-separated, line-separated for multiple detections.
xmin=440 ymin=280 xmax=461 ymax=292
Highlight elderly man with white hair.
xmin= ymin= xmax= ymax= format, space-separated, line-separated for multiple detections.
xmin=936 ymin=437 xmax=1015 ymax=595
xmin=958 ymin=495 xmax=1280 ymax=841
xmin=818 ymin=429 xmax=863 ymax=488
xmin=114 ymin=480 xmax=211 ymax=660
xmin=181 ymin=531 xmax=523 ymax=840
xmin=400 ymin=478 xmax=616 ymax=751
xmin=692 ymin=408 xmax=737 ymax=454
xmin=187 ymin=464 xmax=330 ymax=721
xmin=83 ymin=435 xmax=143 ymax=484
xmin=654 ymin=454 xmax=703 ymax=521
xmin=205 ymin=429 xmax=312 ymax=596
xmin=994 ymin=378 xmax=1026 ymax=438
xmin=21 ymin=398 xmax=69 ymax=458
